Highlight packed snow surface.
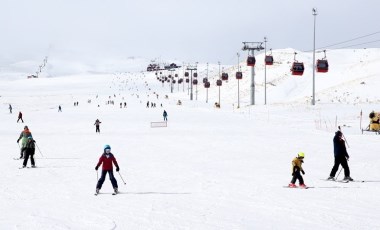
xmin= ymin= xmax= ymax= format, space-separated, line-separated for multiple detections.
xmin=1 ymin=49 xmax=380 ymax=229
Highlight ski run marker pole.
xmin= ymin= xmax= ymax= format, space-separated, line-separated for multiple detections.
xmin=118 ymin=172 xmax=127 ymax=185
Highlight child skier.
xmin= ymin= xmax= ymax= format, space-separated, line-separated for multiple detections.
xmin=288 ymin=152 xmax=307 ymax=188
xmin=95 ymin=145 xmax=119 ymax=195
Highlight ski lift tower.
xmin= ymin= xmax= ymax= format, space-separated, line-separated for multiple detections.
xmin=186 ymin=63 xmax=198 ymax=100
xmin=242 ymin=42 xmax=264 ymax=105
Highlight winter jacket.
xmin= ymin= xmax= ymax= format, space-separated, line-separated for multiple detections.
xmin=333 ymin=134 xmax=349 ymax=158
xmin=291 ymin=157 xmax=304 ymax=173
xmin=96 ymin=153 xmax=119 ymax=171
xmin=25 ymin=139 xmax=35 ymax=149
xmin=94 ymin=120 xmax=101 ymax=126
xmin=17 ymin=129 xmax=32 ymax=148
xmin=25 ymin=139 xmax=36 ymax=155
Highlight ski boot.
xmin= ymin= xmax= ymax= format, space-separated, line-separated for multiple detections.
xmin=299 ymin=184 xmax=308 ymax=189
xmin=343 ymin=176 xmax=354 ymax=181
xmin=95 ymin=188 xmax=100 ymax=195
xmin=113 ymin=187 xmax=118 ymax=194
xmin=31 ymin=165 xmax=36 ymax=168
xmin=288 ymin=183 xmax=297 ymax=188
xmin=327 ymin=176 xmax=335 ymax=181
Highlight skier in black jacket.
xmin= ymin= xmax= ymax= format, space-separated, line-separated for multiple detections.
xmin=22 ymin=136 xmax=36 ymax=168
xmin=328 ymin=131 xmax=353 ymax=181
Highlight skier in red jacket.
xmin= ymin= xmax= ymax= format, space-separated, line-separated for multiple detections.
xmin=95 ymin=145 xmax=119 ymax=194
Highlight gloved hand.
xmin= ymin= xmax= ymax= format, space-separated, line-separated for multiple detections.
xmin=17 ymin=139 xmax=19 ymax=143
xmin=116 ymin=166 xmax=120 ymax=172
xmin=95 ymin=166 xmax=99 ymax=171
xmin=292 ymin=172 xmax=294 ymax=176
xmin=301 ymin=170 xmax=305 ymax=175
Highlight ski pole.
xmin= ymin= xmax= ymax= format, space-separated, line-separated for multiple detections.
xmin=335 ymin=167 xmax=343 ymax=180
xmin=338 ymin=126 xmax=350 ymax=148
xmin=35 ymin=143 xmax=44 ymax=157
xmin=117 ymin=171 xmax=127 ymax=185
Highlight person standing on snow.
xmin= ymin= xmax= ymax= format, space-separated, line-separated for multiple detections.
xmin=58 ymin=105 xmax=62 ymax=112
xmin=94 ymin=119 xmax=102 ymax=133
xmin=163 ymin=110 xmax=168 ymax=121
xmin=9 ymin=104 xmax=12 ymax=113
xmin=22 ymin=136 xmax=36 ymax=168
xmin=95 ymin=145 xmax=119 ymax=194
xmin=288 ymin=152 xmax=307 ymax=188
xmin=17 ymin=126 xmax=32 ymax=159
xmin=327 ymin=130 xmax=353 ymax=181
xmin=17 ymin=111 xmax=24 ymax=123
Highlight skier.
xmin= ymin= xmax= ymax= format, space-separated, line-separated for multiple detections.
xmin=95 ymin=145 xmax=119 ymax=194
xmin=17 ymin=126 xmax=32 ymax=159
xmin=22 ymin=136 xmax=36 ymax=168
xmin=288 ymin=152 xmax=307 ymax=188
xmin=94 ymin=119 xmax=102 ymax=133
xmin=327 ymin=130 xmax=353 ymax=181
xmin=17 ymin=111 xmax=24 ymax=123
xmin=58 ymin=105 xmax=62 ymax=112
xmin=147 ymin=101 xmax=150 ymax=108
xmin=163 ymin=110 xmax=168 ymax=121
xmin=9 ymin=104 xmax=12 ymax=113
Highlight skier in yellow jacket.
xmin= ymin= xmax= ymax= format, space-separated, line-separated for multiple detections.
xmin=289 ymin=152 xmax=307 ymax=188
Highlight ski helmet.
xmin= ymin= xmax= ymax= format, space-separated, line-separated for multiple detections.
xmin=298 ymin=152 xmax=305 ymax=158
xmin=104 ymin=144 xmax=111 ymax=150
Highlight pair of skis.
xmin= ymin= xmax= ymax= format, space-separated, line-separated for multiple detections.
xmin=283 ymin=185 xmax=312 ymax=189
xmin=95 ymin=191 xmax=118 ymax=196
xmin=19 ymin=166 xmax=37 ymax=169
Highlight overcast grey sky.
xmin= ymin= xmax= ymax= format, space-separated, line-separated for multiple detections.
xmin=1 ymin=0 xmax=380 ymax=64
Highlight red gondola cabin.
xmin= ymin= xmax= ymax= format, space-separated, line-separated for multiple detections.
xmin=221 ymin=73 xmax=228 ymax=81
xmin=291 ymin=62 xmax=305 ymax=76
xmin=265 ymin=55 xmax=274 ymax=65
xmin=247 ymin=56 xmax=256 ymax=67
xmin=236 ymin=72 xmax=243 ymax=80
xmin=316 ymin=60 xmax=329 ymax=73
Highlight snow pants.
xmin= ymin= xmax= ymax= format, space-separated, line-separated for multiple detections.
xmin=23 ymin=148 xmax=35 ymax=167
xmin=330 ymin=156 xmax=350 ymax=177
xmin=95 ymin=125 xmax=100 ymax=133
xmin=96 ymin=170 xmax=118 ymax=189
xmin=290 ymin=170 xmax=304 ymax=184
